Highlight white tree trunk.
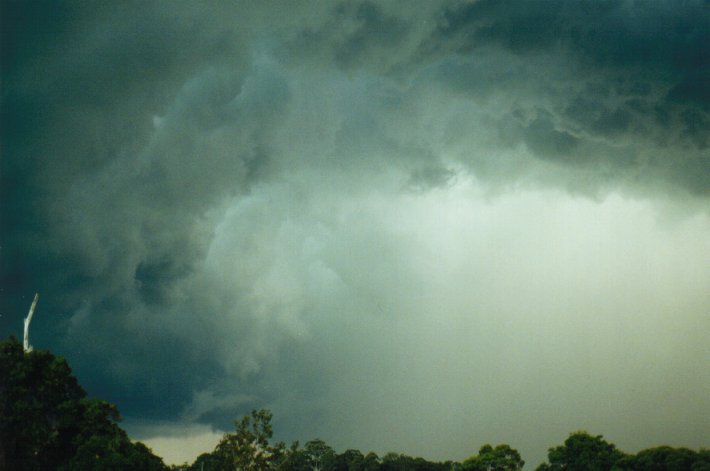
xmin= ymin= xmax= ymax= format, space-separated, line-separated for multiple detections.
xmin=23 ymin=293 xmax=39 ymax=353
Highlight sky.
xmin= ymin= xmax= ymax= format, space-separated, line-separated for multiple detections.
xmin=1 ymin=0 xmax=709 ymax=467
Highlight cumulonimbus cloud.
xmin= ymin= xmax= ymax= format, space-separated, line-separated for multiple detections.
xmin=2 ymin=0 xmax=709 ymax=465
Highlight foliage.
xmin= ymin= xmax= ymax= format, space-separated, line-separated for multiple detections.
xmin=0 ymin=336 xmax=167 ymax=470
xmin=187 ymin=452 xmax=224 ymax=471
xmin=1 ymin=336 xmax=85 ymax=469
xmin=614 ymin=446 xmax=710 ymax=471
xmin=213 ymin=408 xmax=288 ymax=470
xmin=462 ymin=444 xmax=524 ymax=471
xmin=380 ymin=452 xmax=453 ymax=471
xmin=535 ymin=431 xmax=624 ymax=471
xmin=195 ymin=410 xmax=456 ymax=471
xmin=6 ymin=335 xmax=710 ymax=471
xmin=332 ymin=449 xmax=365 ymax=471
xmin=361 ymin=452 xmax=382 ymax=471
xmin=302 ymin=439 xmax=336 ymax=470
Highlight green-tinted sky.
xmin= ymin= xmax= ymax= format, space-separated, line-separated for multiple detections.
xmin=2 ymin=0 xmax=709 ymax=466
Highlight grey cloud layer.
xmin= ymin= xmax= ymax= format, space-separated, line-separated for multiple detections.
xmin=2 ymin=0 xmax=709 ymax=463
xmin=423 ymin=0 xmax=709 ymax=193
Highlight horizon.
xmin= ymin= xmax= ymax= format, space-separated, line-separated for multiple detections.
xmin=3 ymin=337 xmax=707 ymax=468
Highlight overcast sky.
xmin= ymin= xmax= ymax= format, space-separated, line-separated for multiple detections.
xmin=2 ymin=0 xmax=709 ymax=466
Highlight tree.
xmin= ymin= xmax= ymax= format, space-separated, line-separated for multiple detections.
xmin=380 ymin=452 xmax=453 ymax=471
xmin=536 ymin=431 xmax=624 ymax=471
xmin=361 ymin=452 xmax=381 ymax=471
xmin=614 ymin=446 xmax=710 ymax=471
xmin=61 ymin=398 xmax=167 ymax=470
xmin=303 ymin=439 xmax=336 ymax=471
xmin=188 ymin=452 xmax=224 ymax=471
xmin=0 ymin=336 xmax=167 ymax=470
xmin=463 ymin=444 xmax=524 ymax=471
xmin=1 ymin=336 xmax=86 ymax=469
xmin=333 ymin=449 xmax=364 ymax=471
xmin=214 ymin=409 xmax=286 ymax=470
xmin=380 ymin=452 xmax=409 ymax=471
xmin=275 ymin=440 xmax=308 ymax=471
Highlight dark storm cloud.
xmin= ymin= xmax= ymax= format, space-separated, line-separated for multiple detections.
xmin=2 ymin=1 xmax=710 ymax=464
xmin=278 ymin=0 xmax=710 ymax=196
xmin=521 ymin=110 xmax=582 ymax=162
xmin=0 ymin=0 xmax=283 ymax=417
xmin=2 ymin=1 xmax=245 ymax=302
xmin=291 ymin=1 xmax=411 ymax=71
xmin=406 ymin=165 xmax=458 ymax=192
xmin=434 ymin=0 xmax=709 ymax=75
xmin=422 ymin=0 xmax=710 ymax=194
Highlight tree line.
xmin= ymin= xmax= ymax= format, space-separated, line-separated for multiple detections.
xmin=2 ymin=336 xmax=708 ymax=470
xmin=183 ymin=409 xmax=710 ymax=471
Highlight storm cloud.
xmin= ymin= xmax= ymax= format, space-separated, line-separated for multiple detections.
xmin=2 ymin=0 xmax=709 ymax=466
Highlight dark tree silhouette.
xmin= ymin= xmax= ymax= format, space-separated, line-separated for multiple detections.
xmin=0 ymin=336 xmax=167 ymax=470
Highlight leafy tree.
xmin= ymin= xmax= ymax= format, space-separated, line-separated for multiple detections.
xmin=697 ymin=450 xmax=710 ymax=471
xmin=303 ymin=439 xmax=337 ymax=471
xmin=61 ymin=398 xmax=167 ymax=470
xmin=0 ymin=336 xmax=167 ymax=470
xmin=536 ymin=431 xmax=624 ymax=471
xmin=361 ymin=452 xmax=381 ymax=471
xmin=614 ymin=446 xmax=710 ymax=470
xmin=188 ymin=452 xmax=224 ymax=471
xmin=380 ymin=452 xmax=453 ymax=471
xmin=333 ymin=449 xmax=364 ymax=471
xmin=321 ymin=451 xmax=382 ymax=471
xmin=463 ymin=444 xmax=524 ymax=471
xmin=380 ymin=452 xmax=409 ymax=471
xmin=275 ymin=440 xmax=309 ymax=471
xmin=1 ymin=336 xmax=86 ymax=469
xmin=698 ymin=450 xmax=710 ymax=471
xmin=213 ymin=408 xmax=288 ymax=470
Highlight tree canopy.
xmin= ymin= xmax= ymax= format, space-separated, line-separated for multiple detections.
xmin=463 ymin=444 xmax=524 ymax=471
xmin=0 ymin=336 xmax=167 ymax=470
xmin=196 ymin=409 xmax=454 ymax=471
xmin=3 ymin=335 xmax=708 ymax=471
xmin=535 ymin=431 xmax=625 ymax=471
xmin=614 ymin=445 xmax=710 ymax=471
xmin=212 ymin=408 xmax=287 ymax=470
